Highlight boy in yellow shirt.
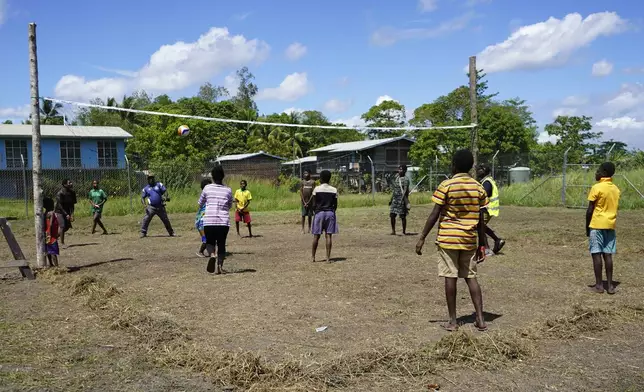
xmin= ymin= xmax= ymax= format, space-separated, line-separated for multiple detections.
xmin=586 ymin=162 xmax=620 ymax=295
xmin=234 ymin=180 xmax=253 ymax=238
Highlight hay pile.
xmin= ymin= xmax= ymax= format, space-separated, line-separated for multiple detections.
xmin=37 ymin=269 xmax=643 ymax=391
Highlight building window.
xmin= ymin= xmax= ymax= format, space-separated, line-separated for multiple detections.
xmin=60 ymin=140 xmax=81 ymax=168
xmin=385 ymin=149 xmax=399 ymax=165
xmin=400 ymin=149 xmax=410 ymax=164
xmin=5 ymin=140 xmax=28 ymax=168
xmin=97 ymin=140 xmax=118 ymax=167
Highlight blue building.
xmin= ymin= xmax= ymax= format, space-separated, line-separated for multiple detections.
xmin=0 ymin=124 xmax=132 ymax=170
xmin=0 ymin=125 xmax=133 ymax=199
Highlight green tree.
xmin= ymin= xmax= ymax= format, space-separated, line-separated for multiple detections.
xmin=544 ymin=115 xmax=601 ymax=163
xmin=361 ymin=100 xmax=406 ymax=139
xmin=40 ymin=99 xmax=64 ymax=125
xmin=231 ymin=66 xmax=258 ymax=112
xmin=2 ymin=120 xmax=13 ymax=124
xmin=198 ymin=82 xmax=229 ymax=103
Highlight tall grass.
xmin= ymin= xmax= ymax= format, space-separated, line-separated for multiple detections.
xmin=502 ymin=169 xmax=644 ymax=209
xmin=0 ymin=175 xmax=434 ymax=220
xmin=2 ymin=171 xmax=642 ymax=220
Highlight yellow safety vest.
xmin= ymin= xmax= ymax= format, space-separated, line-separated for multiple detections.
xmin=482 ymin=176 xmax=500 ymax=217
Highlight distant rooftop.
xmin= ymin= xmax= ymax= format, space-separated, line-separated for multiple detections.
xmin=215 ymin=151 xmax=286 ymax=162
xmin=309 ymin=136 xmax=414 ymax=153
xmin=282 ymin=156 xmax=317 ymax=165
xmin=0 ymin=124 xmax=133 ymax=139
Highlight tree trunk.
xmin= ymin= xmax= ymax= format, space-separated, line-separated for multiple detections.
xmin=29 ymin=23 xmax=45 ymax=268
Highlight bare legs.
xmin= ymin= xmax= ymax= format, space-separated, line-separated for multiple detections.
xmin=312 ymin=234 xmax=333 ymax=263
xmin=443 ymin=277 xmax=486 ymax=331
xmin=591 ymin=253 xmax=615 ymax=294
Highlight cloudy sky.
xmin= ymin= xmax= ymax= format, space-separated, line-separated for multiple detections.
xmin=0 ymin=0 xmax=643 ymax=148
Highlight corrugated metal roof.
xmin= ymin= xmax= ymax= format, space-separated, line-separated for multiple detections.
xmin=282 ymin=156 xmax=317 ymax=165
xmin=216 ymin=151 xmax=286 ymax=162
xmin=309 ymin=136 xmax=414 ymax=153
xmin=0 ymin=124 xmax=132 ymax=139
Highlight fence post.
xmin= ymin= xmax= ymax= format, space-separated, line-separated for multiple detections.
xmin=562 ymin=147 xmax=571 ymax=207
xmin=21 ymin=154 xmax=28 ymax=218
xmin=491 ymin=150 xmax=499 ymax=179
xmin=606 ymin=143 xmax=616 ymax=161
xmin=367 ymin=155 xmax=375 ymax=204
xmin=125 ymin=155 xmax=132 ymax=215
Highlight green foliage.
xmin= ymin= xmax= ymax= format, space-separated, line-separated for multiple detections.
xmin=149 ymin=158 xmax=202 ymax=190
xmin=329 ymin=172 xmax=346 ymax=194
xmin=278 ymin=174 xmax=303 ymax=193
xmin=361 ymin=100 xmax=407 ymax=139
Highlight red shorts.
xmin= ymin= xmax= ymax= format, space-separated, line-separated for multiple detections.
xmin=235 ymin=210 xmax=251 ymax=223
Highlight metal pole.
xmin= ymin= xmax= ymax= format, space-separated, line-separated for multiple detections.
xmin=469 ymin=56 xmax=479 ymax=169
xmin=21 ymin=154 xmax=28 ymax=218
xmin=491 ymin=150 xmax=499 ymax=179
xmin=124 ymin=155 xmax=132 ymax=215
xmin=29 ymin=23 xmax=45 ymax=268
xmin=606 ymin=143 xmax=616 ymax=161
xmin=367 ymin=155 xmax=375 ymax=204
xmin=562 ymin=147 xmax=571 ymax=207
xmin=620 ymin=174 xmax=644 ymax=199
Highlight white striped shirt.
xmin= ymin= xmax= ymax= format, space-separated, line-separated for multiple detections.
xmin=198 ymin=184 xmax=233 ymax=226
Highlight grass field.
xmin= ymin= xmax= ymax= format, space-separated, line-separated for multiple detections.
xmin=1 ymin=206 xmax=644 ymax=391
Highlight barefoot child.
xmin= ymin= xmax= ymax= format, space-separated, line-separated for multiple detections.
xmin=586 ymin=162 xmax=620 ymax=295
xmin=234 ymin=180 xmax=253 ymax=238
xmin=300 ymin=170 xmax=315 ymax=234
xmin=311 ymin=170 xmax=339 ymax=263
xmin=88 ymin=180 xmax=108 ymax=235
xmin=43 ymin=197 xmax=60 ymax=267
xmin=195 ymin=178 xmax=212 ymax=257
xmin=415 ymin=149 xmax=489 ymax=332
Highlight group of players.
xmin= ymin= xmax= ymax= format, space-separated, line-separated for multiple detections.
xmin=40 ymin=147 xmax=621 ymax=331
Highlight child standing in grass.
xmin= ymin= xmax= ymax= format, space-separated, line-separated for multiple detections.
xmin=234 ymin=180 xmax=253 ymax=238
xmin=586 ymin=162 xmax=620 ymax=295
xmin=311 ymin=170 xmax=339 ymax=263
xmin=195 ymin=178 xmax=212 ymax=257
xmin=415 ymin=149 xmax=489 ymax=332
xmin=43 ymin=197 xmax=60 ymax=267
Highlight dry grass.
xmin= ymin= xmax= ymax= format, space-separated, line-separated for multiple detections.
xmin=3 ymin=206 xmax=644 ymax=391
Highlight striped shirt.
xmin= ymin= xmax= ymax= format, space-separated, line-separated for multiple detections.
xmin=432 ymin=173 xmax=489 ymax=251
xmin=198 ymin=184 xmax=233 ymax=227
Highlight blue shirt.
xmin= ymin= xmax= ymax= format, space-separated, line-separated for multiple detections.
xmin=142 ymin=182 xmax=167 ymax=207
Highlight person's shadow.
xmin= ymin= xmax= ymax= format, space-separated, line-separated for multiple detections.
xmin=67 ymin=258 xmax=134 ymax=272
xmin=587 ymin=281 xmax=621 ymax=291
xmin=455 ymin=312 xmax=503 ymax=325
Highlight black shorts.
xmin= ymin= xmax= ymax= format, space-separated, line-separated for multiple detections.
xmin=203 ymin=225 xmax=229 ymax=257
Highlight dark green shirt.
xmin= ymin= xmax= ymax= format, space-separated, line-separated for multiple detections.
xmin=88 ymin=189 xmax=108 ymax=213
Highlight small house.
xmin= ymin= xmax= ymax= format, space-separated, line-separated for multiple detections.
xmin=215 ymin=151 xmax=285 ymax=179
xmin=281 ymin=156 xmax=318 ymax=176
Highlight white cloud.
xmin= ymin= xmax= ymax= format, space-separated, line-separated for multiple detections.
xmin=472 ymin=12 xmax=628 ymax=73
xmin=604 ymin=83 xmax=644 ymax=115
xmin=54 ymin=75 xmax=129 ymax=102
xmin=256 ymin=72 xmax=312 ymax=102
xmin=333 ymin=115 xmax=366 ymax=128
xmin=552 ymin=107 xmax=577 ymax=118
xmin=371 ymin=12 xmax=475 ymax=46
xmin=0 ymin=104 xmax=30 ymax=119
xmin=92 ymin=65 xmax=138 ymax=78
xmin=223 ymin=72 xmax=239 ymax=93
xmin=537 ymin=132 xmax=559 ymax=144
xmin=562 ymin=95 xmax=589 ymax=106
xmin=624 ymin=67 xmax=644 ymax=74
xmin=283 ymin=107 xmax=306 ymax=115
xmin=54 ymin=27 xmax=270 ymax=101
xmin=418 ymin=0 xmax=437 ymax=13
xmin=323 ymin=99 xmax=353 ymax=113
xmin=233 ymin=12 xmax=252 ymax=21
xmin=592 ymin=60 xmax=613 ymax=77
xmin=376 ymin=95 xmax=398 ymax=105
xmin=285 ymin=42 xmax=307 ymax=61
xmin=595 ymin=116 xmax=644 ymax=130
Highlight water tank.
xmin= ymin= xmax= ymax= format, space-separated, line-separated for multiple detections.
xmin=508 ymin=167 xmax=531 ymax=185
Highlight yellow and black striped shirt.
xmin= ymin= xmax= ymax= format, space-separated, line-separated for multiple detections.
xmin=432 ymin=173 xmax=489 ymax=251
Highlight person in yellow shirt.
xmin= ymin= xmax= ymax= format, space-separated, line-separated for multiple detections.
xmin=586 ymin=162 xmax=620 ymax=295
xmin=234 ymin=180 xmax=253 ymax=238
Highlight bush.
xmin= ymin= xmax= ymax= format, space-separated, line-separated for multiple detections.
xmin=277 ymin=174 xmax=302 ymax=193
xmin=149 ymin=158 xmax=201 ymax=190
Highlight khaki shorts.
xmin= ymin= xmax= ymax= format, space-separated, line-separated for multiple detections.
xmin=437 ymin=246 xmax=478 ymax=279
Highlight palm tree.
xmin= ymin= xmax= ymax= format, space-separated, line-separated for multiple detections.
xmin=40 ymin=99 xmax=63 ymax=124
